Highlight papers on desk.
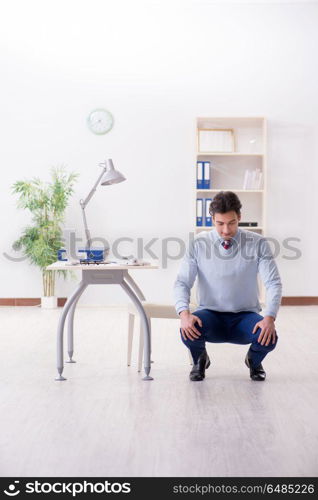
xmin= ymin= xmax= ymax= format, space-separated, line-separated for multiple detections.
xmin=65 ymin=259 xmax=151 ymax=266
xmin=126 ymin=261 xmax=150 ymax=266
xmin=113 ymin=259 xmax=151 ymax=266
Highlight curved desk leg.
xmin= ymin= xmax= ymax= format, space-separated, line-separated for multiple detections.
xmin=55 ymin=281 xmax=87 ymax=381
xmin=123 ymin=272 xmax=146 ymax=301
xmin=66 ymin=284 xmax=88 ymax=363
xmin=121 ymin=280 xmax=153 ymax=381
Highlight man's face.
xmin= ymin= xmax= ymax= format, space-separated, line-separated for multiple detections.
xmin=212 ymin=210 xmax=241 ymax=240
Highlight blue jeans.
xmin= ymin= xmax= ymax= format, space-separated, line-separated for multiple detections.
xmin=181 ymin=309 xmax=278 ymax=368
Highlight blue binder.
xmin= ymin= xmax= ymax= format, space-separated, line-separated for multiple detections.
xmin=78 ymin=248 xmax=105 ymax=262
xmin=57 ymin=248 xmax=67 ymax=261
xmin=58 ymin=247 xmax=105 ymax=262
xmin=203 ymin=161 xmax=211 ymax=189
xmin=196 ymin=162 xmax=204 ymax=189
xmin=196 ymin=198 xmax=203 ymax=226
xmin=205 ymin=198 xmax=212 ymax=226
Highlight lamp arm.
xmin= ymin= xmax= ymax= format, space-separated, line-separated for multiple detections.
xmin=80 ymin=205 xmax=92 ymax=249
xmin=79 ymin=165 xmax=107 ymax=249
xmin=80 ymin=166 xmax=107 ymax=209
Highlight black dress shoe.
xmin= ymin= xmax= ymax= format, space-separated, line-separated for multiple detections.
xmin=189 ymin=350 xmax=211 ymax=381
xmin=245 ymin=353 xmax=266 ymax=381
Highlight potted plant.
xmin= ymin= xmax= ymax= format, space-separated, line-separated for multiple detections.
xmin=12 ymin=167 xmax=78 ymax=308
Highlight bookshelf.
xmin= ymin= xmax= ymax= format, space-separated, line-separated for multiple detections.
xmin=195 ymin=117 xmax=267 ymax=236
xmin=194 ymin=117 xmax=267 ymax=306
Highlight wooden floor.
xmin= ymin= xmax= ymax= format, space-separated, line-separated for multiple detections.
xmin=0 ymin=305 xmax=317 ymax=477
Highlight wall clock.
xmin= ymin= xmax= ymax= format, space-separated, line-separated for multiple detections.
xmin=87 ymin=109 xmax=114 ymax=135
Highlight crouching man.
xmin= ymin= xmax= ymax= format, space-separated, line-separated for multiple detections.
xmin=173 ymin=191 xmax=282 ymax=382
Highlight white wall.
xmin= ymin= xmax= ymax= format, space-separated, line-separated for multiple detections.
xmin=1 ymin=0 xmax=317 ymax=305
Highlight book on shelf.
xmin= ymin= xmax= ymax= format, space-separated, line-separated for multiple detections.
xmin=196 ymin=162 xmax=204 ymax=189
xmin=196 ymin=161 xmax=211 ymax=189
xmin=203 ymin=161 xmax=211 ymax=189
xmin=205 ymin=198 xmax=212 ymax=226
xmin=196 ymin=198 xmax=203 ymax=226
xmin=238 ymin=222 xmax=258 ymax=227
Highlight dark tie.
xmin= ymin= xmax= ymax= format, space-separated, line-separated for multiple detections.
xmin=222 ymin=240 xmax=232 ymax=250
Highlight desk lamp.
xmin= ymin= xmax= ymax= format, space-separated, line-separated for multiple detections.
xmin=80 ymin=159 xmax=126 ymax=253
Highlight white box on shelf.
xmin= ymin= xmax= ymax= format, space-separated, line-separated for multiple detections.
xmin=198 ymin=129 xmax=234 ymax=153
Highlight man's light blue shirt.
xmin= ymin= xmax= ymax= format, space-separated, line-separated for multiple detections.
xmin=173 ymin=228 xmax=282 ymax=318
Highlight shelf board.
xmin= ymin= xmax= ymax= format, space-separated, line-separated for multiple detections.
xmin=195 ymin=226 xmax=263 ymax=231
xmin=196 ymin=189 xmax=263 ymax=193
xmin=197 ymin=117 xmax=265 ymax=124
xmin=197 ymin=152 xmax=264 ymax=157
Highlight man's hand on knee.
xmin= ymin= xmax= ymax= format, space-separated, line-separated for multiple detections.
xmin=253 ymin=316 xmax=276 ymax=346
xmin=179 ymin=310 xmax=203 ymax=341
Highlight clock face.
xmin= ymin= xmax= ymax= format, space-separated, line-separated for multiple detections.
xmin=87 ymin=109 xmax=114 ymax=135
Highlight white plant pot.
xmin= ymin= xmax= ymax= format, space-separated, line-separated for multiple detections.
xmin=41 ymin=296 xmax=58 ymax=309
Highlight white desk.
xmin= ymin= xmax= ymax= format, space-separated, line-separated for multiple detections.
xmin=47 ymin=260 xmax=159 ymax=381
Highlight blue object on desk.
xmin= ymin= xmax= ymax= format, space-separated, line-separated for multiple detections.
xmin=58 ymin=247 xmax=105 ymax=262
xmin=58 ymin=249 xmax=67 ymax=261
xmin=78 ymin=248 xmax=105 ymax=262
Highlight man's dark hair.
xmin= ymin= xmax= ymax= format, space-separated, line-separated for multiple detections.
xmin=209 ymin=191 xmax=242 ymax=217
